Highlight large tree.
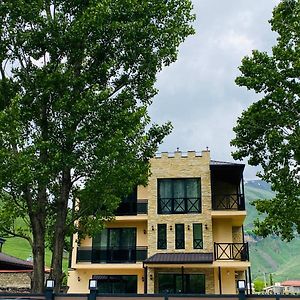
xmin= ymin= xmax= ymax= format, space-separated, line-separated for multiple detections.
xmin=0 ymin=0 xmax=194 ymax=292
xmin=231 ymin=0 xmax=300 ymax=241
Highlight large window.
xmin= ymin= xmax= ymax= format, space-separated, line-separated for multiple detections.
xmin=175 ymin=224 xmax=185 ymax=249
xmin=193 ymin=223 xmax=203 ymax=249
xmin=158 ymin=273 xmax=205 ymax=294
xmin=158 ymin=179 xmax=201 ymax=214
xmin=157 ymin=224 xmax=167 ymax=249
xmin=92 ymin=228 xmax=136 ymax=263
xmin=97 ymin=275 xmax=137 ymax=293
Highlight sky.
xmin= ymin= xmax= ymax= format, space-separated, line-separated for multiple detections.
xmin=149 ymin=0 xmax=280 ymax=179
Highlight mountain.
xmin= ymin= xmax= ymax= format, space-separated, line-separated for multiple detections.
xmin=244 ymin=180 xmax=300 ymax=282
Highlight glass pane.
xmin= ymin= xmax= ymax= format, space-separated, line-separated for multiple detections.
xmin=175 ymin=275 xmax=183 ymax=293
xmin=93 ymin=229 xmax=107 ymax=249
xmin=187 ymin=274 xmax=205 ymax=294
xmin=193 ymin=223 xmax=203 ymax=249
xmin=186 ymin=179 xmax=200 ymax=198
xmin=173 ymin=180 xmax=185 ymax=198
xmin=175 ymin=224 xmax=185 ymax=249
xmin=187 ymin=198 xmax=200 ymax=212
xmin=174 ymin=197 xmax=185 ymax=212
xmin=157 ymin=224 xmax=167 ymax=249
xmin=159 ymin=180 xmax=172 ymax=198
xmin=158 ymin=274 xmax=174 ymax=294
xmin=120 ymin=228 xmax=136 ymax=248
xmin=109 ymin=229 xmax=120 ymax=248
xmin=160 ymin=198 xmax=172 ymax=213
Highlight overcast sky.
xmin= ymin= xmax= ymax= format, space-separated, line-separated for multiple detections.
xmin=149 ymin=0 xmax=280 ymax=179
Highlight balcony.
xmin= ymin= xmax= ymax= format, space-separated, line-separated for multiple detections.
xmin=77 ymin=246 xmax=147 ymax=263
xmin=212 ymin=193 xmax=245 ymax=211
xmin=158 ymin=197 xmax=201 ymax=214
xmin=214 ymin=242 xmax=249 ymax=261
xmin=115 ymin=200 xmax=148 ymax=216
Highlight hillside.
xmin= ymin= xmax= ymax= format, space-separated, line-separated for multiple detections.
xmin=244 ymin=180 xmax=300 ymax=282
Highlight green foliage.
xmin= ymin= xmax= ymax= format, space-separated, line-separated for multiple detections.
xmin=231 ymin=0 xmax=300 ymax=241
xmin=0 ymin=0 xmax=195 ymax=291
xmin=254 ymin=279 xmax=265 ymax=292
xmin=244 ymin=181 xmax=300 ymax=282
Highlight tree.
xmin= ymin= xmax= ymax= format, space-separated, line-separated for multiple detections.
xmin=0 ymin=0 xmax=195 ymax=292
xmin=231 ymin=0 xmax=300 ymax=241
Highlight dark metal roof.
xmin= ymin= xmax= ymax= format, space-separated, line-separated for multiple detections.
xmin=0 ymin=252 xmax=33 ymax=270
xmin=144 ymin=253 xmax=213 ymax=264
xmin=210 ymin=160 xmax=244 ymax=167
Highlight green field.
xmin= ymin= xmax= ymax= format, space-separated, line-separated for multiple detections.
xmin=2 ymin=237 xmax=68 ymax=271
xmin=244 ymin=181 xmax=300 ymax=282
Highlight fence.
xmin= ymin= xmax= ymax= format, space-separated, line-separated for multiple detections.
xmin=0 ymin=292 xmax=300 ymax=300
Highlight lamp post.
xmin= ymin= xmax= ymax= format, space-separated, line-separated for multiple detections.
xmin=45 ymin=279 xmax=55 ymax=300
xmin=237 ymin=280 xmax=246 ymax=300
xmin=88 ymin=279 xmax=98 ymax=300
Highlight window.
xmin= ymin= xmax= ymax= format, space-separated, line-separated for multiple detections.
xmin=157 ymin=224 xmax=167 ymax=249
xmin=158 ymin=179 xmax=201 ymax=214
xmin=97 ymin=275 xmax=137 ymax=293
xmin=193 ymin=223 xmax=203 ymax=249
xmin=175 ymin=224 xmax=185 ymax=249
xmin=92 ymin=228 xmax=136 ymax=263
xmin=158 ymin=274 xmax=205 ymax=294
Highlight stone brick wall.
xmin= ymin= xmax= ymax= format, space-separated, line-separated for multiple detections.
xmin=0 ymin=272 xmax=31 ymax=289
xmin=147 ymin=151 xmax=213 ymax=257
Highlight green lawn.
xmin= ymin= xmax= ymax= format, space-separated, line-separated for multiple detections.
xmin=2 ymin=237 xmax=69 ymax=271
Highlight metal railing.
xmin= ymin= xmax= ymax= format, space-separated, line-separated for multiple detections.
xmin=158 ymin=197 xmax=201 ymax=214
xmin=115 ymin=200 xmax=148 ymax=215
xmin=77 ymin=246 xmax=147 ymax=263
xmin=212 ymin=194 xmax=245 ymax=211
xmin=214 ymin=242 xmax=249 ymax=261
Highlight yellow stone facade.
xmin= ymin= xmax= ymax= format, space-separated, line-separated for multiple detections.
xmin=68 ymin=150 xmax=251 ymax=295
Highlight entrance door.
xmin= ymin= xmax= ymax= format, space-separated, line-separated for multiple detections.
xmin=158 ymin=273 xmax=205 ymax=294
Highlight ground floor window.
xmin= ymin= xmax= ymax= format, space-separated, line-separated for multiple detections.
xmin=96 ymin=275 xmax=137 ymax=293
xmin=158 ymin=273 xmax=205 ymax=294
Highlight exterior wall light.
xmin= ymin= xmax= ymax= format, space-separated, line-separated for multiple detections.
xmin=45 ymin=279 xmax=55 ymax=289
xmin=89 ymin=279 xmax=98 ymax=290
xmin=237 ymin=279 xmax=246 ymax=293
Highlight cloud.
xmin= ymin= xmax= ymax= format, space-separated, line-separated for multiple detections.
xmin=150 ymin=0 xmax=280 ymax=179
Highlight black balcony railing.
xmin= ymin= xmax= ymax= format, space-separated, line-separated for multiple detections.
xmin=77 ymin=246 xmax=147 ymax=263
xmin=115 ymin=200 xmax=148 ymax=216
xmin=212 ymin=193 xmax=245 ymax=210
xmin=158 ymin=197 xmax=201 ymax=214
xmin=214 ymin=242 xmax=249 ymax=261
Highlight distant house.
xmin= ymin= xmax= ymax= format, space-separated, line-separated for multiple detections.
xmin=0 ymin=237 xmax=33 ymax=292
xmin=263 ymin=281 xmax=300 ymax=295
xmin=281 ymin=280 xmax=300 ymax=294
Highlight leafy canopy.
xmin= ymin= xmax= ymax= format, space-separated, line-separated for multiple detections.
xmin=231 ymin=0 xmax=300 ymax=241
xmin=0 ymin=0 xmax=195 ymax=291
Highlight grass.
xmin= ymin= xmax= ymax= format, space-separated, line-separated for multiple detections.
xmin=2 ymin=237 xmax=69 ymax=271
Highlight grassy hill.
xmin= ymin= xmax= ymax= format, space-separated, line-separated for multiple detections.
xmin=244 ymin=180 xmax=300 ymax=282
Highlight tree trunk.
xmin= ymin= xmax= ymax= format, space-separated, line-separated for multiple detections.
xmin=51 ymin=168 xmax=71 ymax=293
xmin=31 ymin=217 xmax=46 ymax=293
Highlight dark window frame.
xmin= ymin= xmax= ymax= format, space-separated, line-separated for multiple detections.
xmin=193 ymin=223 xmax=203 ymax=249
xmin=158 ymin=273 xmax=205 ymax=294
xmin=175 ymin=224 xmax=185 ymax=249
xmin=157 ymin=224 xmax=167 ymax=249
xmin=97 ymin=275 xmax=137 ymax=293
xmin=157 ymin=178 xmax=201 ymax=214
